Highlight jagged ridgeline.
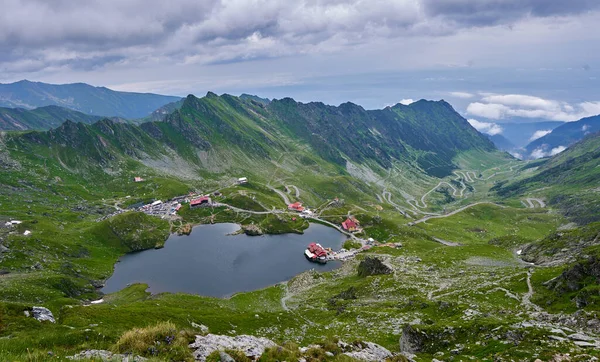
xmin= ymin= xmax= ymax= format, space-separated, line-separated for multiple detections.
xmin=6 ymin=92 xmax=496 ymax=179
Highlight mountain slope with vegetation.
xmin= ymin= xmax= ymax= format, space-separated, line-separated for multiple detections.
xmin=524 ymin=115 xmax=600 ymax=158
xmin=0 ymin=80 xmax=181 ymax=118
xmin=494 ymin=132 xmax=600 ymax=224
xmin=0 ymin=105 xmax=103 ymax=131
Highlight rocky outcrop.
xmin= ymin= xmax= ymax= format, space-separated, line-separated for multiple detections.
xmin=189 ymin=334 xmax=276 ymax=361
xmin=242 ymin=224 xmax=263 ymax=236
xmin=31 ymin=306 xmax=55 ymax=323
xmin=357 ymin=257 xmax=392 ymax=277
xmin=400 ymin=325 xmax=424 ymax=354
xmin=67 ymin=349 xmax=146 ymax=361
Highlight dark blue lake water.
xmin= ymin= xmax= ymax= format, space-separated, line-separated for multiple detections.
xmin=102 ymin=223 xmax=346 ymax=297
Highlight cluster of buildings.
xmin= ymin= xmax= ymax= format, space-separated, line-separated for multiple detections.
xmin=341 ymin=216 xmax=361 ymax=232
xmin=139 ymin=200 xmax=181 ymax=217
xmin=287 ymin=202 xmax=314 ymax=218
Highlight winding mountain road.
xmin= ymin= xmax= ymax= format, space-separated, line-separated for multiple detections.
xmin=523 ymin=198 xmax=546 ymax=208
xmin=410 ymin=202 xmax=507 ymax=225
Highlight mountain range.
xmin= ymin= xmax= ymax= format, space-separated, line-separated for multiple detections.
xmin=0 ymin=80 xmax=181 ymax=119
xmin=7 ymin=92 xmax=496 ymax=180
xmin=523 ymin=115 xmax=600 ymax=158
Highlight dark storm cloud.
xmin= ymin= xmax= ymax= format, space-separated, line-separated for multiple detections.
xmin=1 ymin=0 xmax=599 ymax=76
xmin=422 ymin=0 xmax=600 ymax=26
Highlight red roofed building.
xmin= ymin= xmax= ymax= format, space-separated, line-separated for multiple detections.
xmin=342 ymin=217 xmax=359 ymax=232
xmin=288 ymin=202 xmax=305 ymax=212
xmin=190 ymin=196 xmax=211 ymax=207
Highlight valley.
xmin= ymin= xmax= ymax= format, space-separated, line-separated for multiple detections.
xmin=0 ymin=91 xmax=599 ymax=361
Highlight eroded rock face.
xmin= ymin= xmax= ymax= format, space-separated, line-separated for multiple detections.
xmin=31 ymin=306 xmax=55 ymax=323
xmin=189 ymin=334 xmax=277 ymax=361
xmin=400 ymin=325 xmax=424 ymax=354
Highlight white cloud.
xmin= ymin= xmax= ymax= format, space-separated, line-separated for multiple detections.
xmin=510 ymin=151 xmax=523 ymax=160
xmin=466 ymin=94 xmax=600 ymax=122
xmin=529 ymin=129 xmax=552 ymax=142
xmin=550 ymin=145 xmax=567 ymax=156
xmin=530 ymin=147 xmax=548 ymax=159
xmin=530 ymin=144 xmax=567 ymax=159
xmin=582 ymin=124 xmax=590 ymax=131
xmin=467 ymin=118 xmax=503 ymax=135
xmin=481 ymin=94 xmax=558 ymax=110
xmin=466 ymin=103 xmax=509 ymax=120
xmin=449 ymin=91 xmax=474 ymax=99
xmin=399 ymin=99 xmax=415 ymax=105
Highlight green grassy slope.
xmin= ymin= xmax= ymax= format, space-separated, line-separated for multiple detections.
xmin=7 ymin=93 xmax=586 ymax=360
xmin=494 ymin=132 xmax=600 ymax=224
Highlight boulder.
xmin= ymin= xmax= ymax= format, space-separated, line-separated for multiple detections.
xmin=31 ymin=306 xmax=55 ymax=323
xmin=219 ymin=352 xmax=236 ymax=362
xmin=344 ymin=342 xmax=392 ymax=361
xmin=357 ymin=257 xmax=392 ymax=277
xmin=189 ymin=334 xmax=277 ymax=361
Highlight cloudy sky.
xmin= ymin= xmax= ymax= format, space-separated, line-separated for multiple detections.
xmin=1 ymin=0 xmax=599 ymax=121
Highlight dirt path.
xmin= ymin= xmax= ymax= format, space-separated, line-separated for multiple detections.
xmin=432 ymin=237 xmax=461 ymax=246
xmin=523 ymin=269 xmax=542 ymax=312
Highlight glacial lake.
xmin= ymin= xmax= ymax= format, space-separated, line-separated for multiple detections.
xmin=102 ymin=223 xmax=346 ymax=297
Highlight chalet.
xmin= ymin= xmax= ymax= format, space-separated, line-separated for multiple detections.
xmin=237 ymin=177 xmax=248 ymax=184
xmin=342 ymin=217 xmax=360 ymax=232
xmin=190 ymin=196 xmax=211 ymax=208
xmin=288 ymin=202 xmax=305 ymax=212
xmin=134 ymin=177 xmax=144 ymax=182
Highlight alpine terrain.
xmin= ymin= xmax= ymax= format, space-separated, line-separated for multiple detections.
xmin=1 ymin=88 xmax=599 ymax=361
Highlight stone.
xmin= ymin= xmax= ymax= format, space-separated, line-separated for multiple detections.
xmin=191 ymin=322 xmax=210 ymax=334
xmin=67 ymin=350 xmax=147 ymax=361
xmin=325 ymin=351 xmax=334 ymax=357
xmin=0 ymin=245 xmax=9 ymax=253
xmin=573 ymin=341 xmax=598 ymax=348
xmin=344 ymin=342 xmax=392 ymax=361
xmin=219 ymin=352 xmax=236 ymax=362
xmin=189 ymin=334 xmax=277 ymax=361
xmin=31 ymin=306 xmax=55 ymax=323
xmin=568 ymin=333 xmax=596 ymax=342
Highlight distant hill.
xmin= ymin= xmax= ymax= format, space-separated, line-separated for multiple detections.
xmin=523 ymin=116 xmax=600 ymax=159
xmin=486 ymin=134 xmax=515 ymax=152
xmin=0 ymin=105 xmax=102 ymax=131
xmin=496 ymin=121 xmax=564 ymax=149
xmin=0 ymin=80 xmax=181 ymax=119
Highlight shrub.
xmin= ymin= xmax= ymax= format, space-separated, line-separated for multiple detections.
xmin=113 ymin=321 xmax=194 ymax=361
